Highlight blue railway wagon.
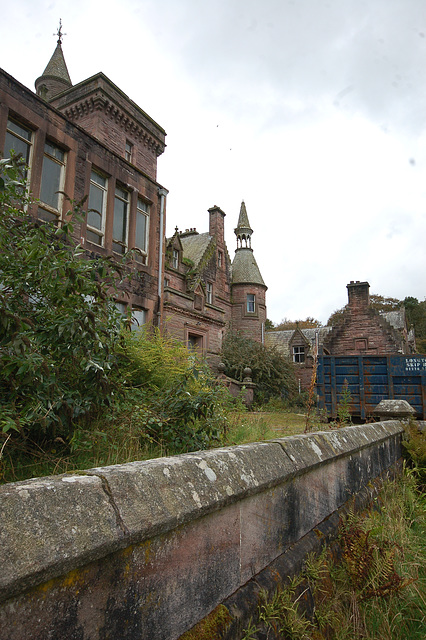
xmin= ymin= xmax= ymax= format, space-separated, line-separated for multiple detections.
xmin=316 ymin=354 xmax=426 ymax=420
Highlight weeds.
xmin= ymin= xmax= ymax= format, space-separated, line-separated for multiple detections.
xmin=242 ymin=469 xmax=426 ymax=640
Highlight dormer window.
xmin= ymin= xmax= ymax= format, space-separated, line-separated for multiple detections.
xmin=125 ymin=140 xmax=133 ymax=163
xmin=172 ymin=249 xmax=179 ymax=269
xmin=292 ymin=346 xmax=305 ymax=363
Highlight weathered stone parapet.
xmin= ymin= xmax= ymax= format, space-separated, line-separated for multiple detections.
xmin=0 ymin=422 xmax=404 ymax=640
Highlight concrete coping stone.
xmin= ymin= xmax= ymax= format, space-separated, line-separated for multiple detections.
xmin=0 ymin=422 xmax=404 ymax=603
xmin=374 ymin=399 xmax=416 ymax=418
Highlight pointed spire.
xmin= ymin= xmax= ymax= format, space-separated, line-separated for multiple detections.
xmin=234 ymin=201 xmax=253 ymax=249
xmin=231 ymin=201 xmax=266 ymax=286
xmin=35 ymin=20 xmax=72 ymax=101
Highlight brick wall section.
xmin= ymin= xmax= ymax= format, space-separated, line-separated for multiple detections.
xmin=324 ymin=281 xmax=408 ymax=355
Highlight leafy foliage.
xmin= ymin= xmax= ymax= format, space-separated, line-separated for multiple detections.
xmin=221 ymin=330 xmax=297 ymax=403
xmin=0 ymin=156 xmax=124 ymax=439
xmin=272 ymin=316 xmax=322 ymax=331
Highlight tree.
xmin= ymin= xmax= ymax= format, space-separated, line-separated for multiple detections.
xmin=327 ymin=294 xmax=401 ymax=326
xmin=221 ymin=331 xmax=297 ymax=403
xmin=273 ymin=317 xmax=322 ymax=331
xmin=0 ymin=155 xmax=124 ymax=438
xmin=403 ymin=297 xmax=426 ymax=354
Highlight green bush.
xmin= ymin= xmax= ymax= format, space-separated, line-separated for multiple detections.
xmin=0 ymin=156 xmax=123 ymax=440
xmin=221 ymin=330 xmax=297 ymax=404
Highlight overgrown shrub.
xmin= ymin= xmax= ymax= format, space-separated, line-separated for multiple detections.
xmin=0 ymin=156 xmax=124 ymax=440
xmin=221 ymin=330 xmax=297 ymax=404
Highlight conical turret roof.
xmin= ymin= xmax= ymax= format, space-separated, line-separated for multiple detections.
xmin=234 ymin=201 xmax=252 ymax=236
xmin=232 ymin=248 xmax=266 ymax=286
xmin=231 ymin=201 xmax=266 ymax=287
xmin=40 ymin=42 xmax=72 ymax=84
xmin=35 ymin=32 xmax=72 ymax=100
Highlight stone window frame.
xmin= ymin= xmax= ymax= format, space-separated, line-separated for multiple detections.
xmin=206 ymin=282 xmax=213 ymax=305
xmin=246 ymin=293 xmax=256 ymax=314
xmin=112 ymin=184 xmax=130 ymax=255
xmin=134 ymin=197 xmax=150 ymax=264
xmin=37 ymin=140 xmax=67 ymax=224
xmin=87 ymin=168 xmax=108 ymax=247
xmin=131 ymin=306 xmax=147 ymax=332
xmin=172 ymin=248 xmax=179 ymax=269
xmin=3 ymin=118 xmax=34 ymax=185
xmin=292 ymin=345 xmax=305 ymax=364
xmin=124 ymin=140 xmax=133 ymax=163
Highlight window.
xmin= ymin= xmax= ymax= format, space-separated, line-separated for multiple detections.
xmin=247 ymin=293 xmax=255 ymax=313
xmin=114 ymin=301 xmax=128 ymax=316
xmin=188 ymin=333 xmax=203 ymax=351
xmin=292 ymin=346 xmax=305 ymax=363
xmin=164 ymin=277 xmax=170 ymax=288
xmin=218 ymin=251 xmax=223 ymax=267
xmin=4 ymin=119 xmax=32 ymax=179
xmin=87 ymin=170 xmax=107 ymax=245
xmin=125 ymin=140 xmax=133 ymax=163
xmin=135 ymin=198 xmax=149 ymax=262
xmin=131 ymin=307 xmax=147 ymax=331
xmin=172 ymin=249 xmax=179 ymax=269
xmin=38 ymin=141 xmax=66 ymax=222
xmin=206 ymin=282 xmax=213 ymax=304
xmin=113 ymin=186 xmax=129 ymax=254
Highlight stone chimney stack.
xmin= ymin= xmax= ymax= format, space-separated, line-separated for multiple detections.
xmin=208 ymin=205 xmax=226 ymax=242
xmin=347 ymin=281 xmax=370 ymax=309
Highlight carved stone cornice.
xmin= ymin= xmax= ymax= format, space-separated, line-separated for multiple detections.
xmin=64 ymin=95 xmax=165 ymax=157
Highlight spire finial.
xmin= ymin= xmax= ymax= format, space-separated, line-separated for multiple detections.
xmin=54 ymin=19 xmax=66 ymax=45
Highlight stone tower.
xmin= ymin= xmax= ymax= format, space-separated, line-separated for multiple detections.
xmin=231 ymin=201 xmax=267 ymax=343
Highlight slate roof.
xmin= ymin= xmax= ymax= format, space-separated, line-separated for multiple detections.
xmin=180 ymin=232 xmax=212 ymax=267
xmin=39 ymin=43 xmax=72 ymax=85
xmin=235 ymin=201 xmax=252 ymax=234
xmin=266 ymin=326 xmax=332 ymax=354
xmin=231 ymin=247 xmax=266 ymax=286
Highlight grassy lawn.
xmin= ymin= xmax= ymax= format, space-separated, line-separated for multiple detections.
xmin=225 ymin=411 xmax=307 ymax=446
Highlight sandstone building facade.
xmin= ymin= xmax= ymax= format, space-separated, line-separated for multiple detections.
xmin=1 ymin=37 xmax=267 ymax=359
xmin=164 ymin=202 xmax=267 ymax=367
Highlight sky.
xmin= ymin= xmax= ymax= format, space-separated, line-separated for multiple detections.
xmin=1 ymin=0 xmax=425 ymax=324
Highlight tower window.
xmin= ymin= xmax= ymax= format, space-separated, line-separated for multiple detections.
xmin=247 ymin=294 xmax=255 ymax=313
xmin=125 ymin=140 xmax=133 ymax=162
xmin=218 ymin=251 xmax=223 ymax=267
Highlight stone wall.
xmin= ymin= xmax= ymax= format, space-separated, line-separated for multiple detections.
xmin=0 ymin=422 xmax=403 ymax=640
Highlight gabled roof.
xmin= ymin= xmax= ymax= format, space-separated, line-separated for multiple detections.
xmin=231 ymin=248 xmax=266 ymax=287
xmin=266 ymin=326 xmax=332 ymax=353
xmin=180 ymin=232 xmax=212 ymax=267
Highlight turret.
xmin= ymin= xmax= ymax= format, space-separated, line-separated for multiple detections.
xmin=35 ymin=20 xmax=72 ymax=101
xmin=231 ymin=202 xmax=267 ymax=343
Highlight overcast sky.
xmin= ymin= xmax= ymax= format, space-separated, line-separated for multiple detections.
xmin=2 ymin=0 xmax=425 ymax=324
